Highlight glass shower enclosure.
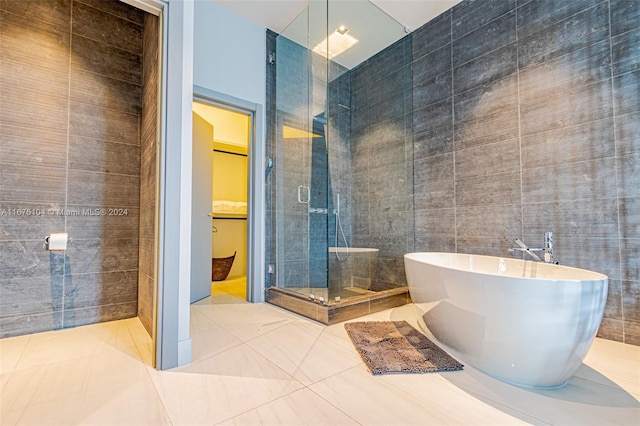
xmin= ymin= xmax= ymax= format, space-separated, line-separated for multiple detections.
xmin=268 ymin=0 xmax=414 ymax=315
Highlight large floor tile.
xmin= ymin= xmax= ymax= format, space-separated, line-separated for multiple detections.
xmin=440 ymin=361 xmax=640 ymax=425
xmin=0 ymin=334 xmax=30 ymax=374
xmin=1 ymin=302 xmax=639 ymax=426
xmin=12 ymin=319 xmax=139 ymax=371
xmin=247 ymin=318 xmax=363 ymax=385
xmin=148 ymin=343 xmax=304 ymax=425
xmin=310 ymin=364 xmax=534 ymax=425
xmin=73 ymin=383 xmax=171 ymax=425
xmin=196 ymin=302 xmax=298 ymax=342
xmin=124 ymin=317 xmax=153 ymax=345
xmin=3 ymin=372 xmax=168 ymax=425
xmin=123 ymin=318 xmax=155 ymax=366
xmin=218 ymin=387 xmax=359 ymax=425
xmin=1 ymin=364 xmax=54 ymax=421
xmin=581 ymin=337 xmax=640 ymax=397
xmin=191 ymin=325 xmax=244 ymax=363
xmin=1 ymin=344 xmax=163 ymax=425
xmin=190 ymin=305 xmax=221 ymax=332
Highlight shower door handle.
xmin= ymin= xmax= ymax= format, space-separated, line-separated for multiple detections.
xmin=298 ymin=185 xmax=310 ymax=204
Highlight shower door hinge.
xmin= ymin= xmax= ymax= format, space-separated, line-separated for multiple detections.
xmin=268 ymin=52 xmax=276 ymax=64
xmin=297 ymin=185 xmax=310 ymax=204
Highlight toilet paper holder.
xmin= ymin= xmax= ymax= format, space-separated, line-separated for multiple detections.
xmin=45 ymin=233 xmax=72 ymax=251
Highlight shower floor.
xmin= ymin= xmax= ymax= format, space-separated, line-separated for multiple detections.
xmin=266 ymin=286 xmax=410 ymax=325
xmin=283 ymin=286 xmax=374 ymax=303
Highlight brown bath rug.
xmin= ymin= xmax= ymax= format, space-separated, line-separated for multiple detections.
xmin=344 ymin=320 xmax=463 ymax=375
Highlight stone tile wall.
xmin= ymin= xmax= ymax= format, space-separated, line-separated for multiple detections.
xmin=349 ymin=37 xmax=415 ymax=291
xmin=138 ymin=13 xmax=159 ymax=337
xmin=0 ymin=0 xmax=152 ymax=337
xmin=409 ymin=0 xmax=639 ymax=345
xmin=266 ymin=0 xmax=639 ymax=344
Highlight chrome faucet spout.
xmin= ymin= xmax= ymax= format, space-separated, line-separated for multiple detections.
xmin=513 ymin=238 xmax=527 ymax=250
xmin=512 ymin=239 xmax=543 ymax=262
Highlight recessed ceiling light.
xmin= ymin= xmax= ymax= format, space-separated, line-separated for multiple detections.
xmin=312 ymin=27 xmax=359 ymax=59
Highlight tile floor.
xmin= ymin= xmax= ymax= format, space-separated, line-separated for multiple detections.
xmin=1 ymin=281 xmax=639 ymax=425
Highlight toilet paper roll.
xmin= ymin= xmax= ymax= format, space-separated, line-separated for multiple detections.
xmin=47 ymin=233 xmax=68 ymax=251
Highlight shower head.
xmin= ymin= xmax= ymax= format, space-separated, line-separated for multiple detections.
xmin=313 ymin=115 xmax=328 ymax=125
xmin=265 ymin=157 xmax=274 ymax=177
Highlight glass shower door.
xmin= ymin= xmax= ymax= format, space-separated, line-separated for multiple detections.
xmin=268 ymin=0 xmax=415 ymax=320
xmin=274 ymin=117 xmax=329 ymax=296
xmin=274 ymin=1 xmax=330 ymax=298
xmin=275 ymin=117 xmax=312 ymax=293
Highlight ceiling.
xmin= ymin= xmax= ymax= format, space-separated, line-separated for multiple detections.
xmin=193 ymin=101 xmax=250 ymax=149
xmin=210 ymin=0 xmax=462 ymax=69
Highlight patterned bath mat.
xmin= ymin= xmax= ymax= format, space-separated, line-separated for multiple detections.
xmin=344 ymin=320 xmax=464 ymax=375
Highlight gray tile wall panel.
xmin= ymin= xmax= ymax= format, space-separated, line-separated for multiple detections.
xmin=408 ymin=0 xmax=634 ymax=345
xmin=0 ymin=0 xmax=150 ymax=338
xmin=452 ymin=11 xmax=516 ymax=67
xmin=452 ymin=0 xmax=516 ymax=40
xmin=609 ymin=0 xmax=640 ymax=37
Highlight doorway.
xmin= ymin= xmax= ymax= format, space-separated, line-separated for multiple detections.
xmin=0 ymin=0 xmax=161 ymax=356
xmin=191 ymin=99 xmax=251 ymax=303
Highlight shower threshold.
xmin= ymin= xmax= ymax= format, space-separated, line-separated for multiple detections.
xmin=266 ymin=286 xmax=411 ymax=324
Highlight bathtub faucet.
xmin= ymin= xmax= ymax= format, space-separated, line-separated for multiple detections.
xmin=510 ymin=232 xmax=557 ymax=264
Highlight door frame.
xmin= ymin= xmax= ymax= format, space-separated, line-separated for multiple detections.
xmin=154 ymin=0 xmax=194 ymax=371
xmin=193 ymin=86 xmax=265 ymax=304
xmin=123 ymin=1 xmax=266 ymax=370
xmin=119 ymin=0 xmax=173 ymax=370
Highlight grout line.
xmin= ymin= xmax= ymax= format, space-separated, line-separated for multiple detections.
xmin=61 ymin=0 xmax=75 ymax=330
xmin=2 ymin=334 xmax=33 ymax=374
xmin=515 ymin=1 xmax=525 ymax=244
xmin=515 ymin=0 xmax=608 ymax=39
xmin=75 ymin=0 xmax=145 ymax=28
xmin=450 ymin=12 xmax=457 ymax=253
xmin=69 ymin=61 xmax=143 ymax=86
xmin=451 ymin=7 xmax=515 ymax=44
xmin=138 ymin=340 xmax=174 ymax=424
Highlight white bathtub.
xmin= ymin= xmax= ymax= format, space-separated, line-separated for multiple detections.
xmin=404 ymin=252 xmax=608 ymax=388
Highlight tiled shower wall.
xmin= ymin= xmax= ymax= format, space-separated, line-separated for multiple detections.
xmin=349 ymin=37 xmax=415 ymax=292
xmin=0 ymin=0 xmax=153 ymax=338
xmin=326 ymin=70 xmax=355 ymax=291
xmin=407 ymin=0 xmax=639 ymax=344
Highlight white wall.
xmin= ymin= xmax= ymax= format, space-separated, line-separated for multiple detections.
xmin=194 ymin=1 xmax=266 ymax=107
xmin=193 ymin=0 xmax=267 ymax=304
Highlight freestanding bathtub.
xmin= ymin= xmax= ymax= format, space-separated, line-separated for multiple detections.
xmin=404 ymin=252 xmax=608 ymax=389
